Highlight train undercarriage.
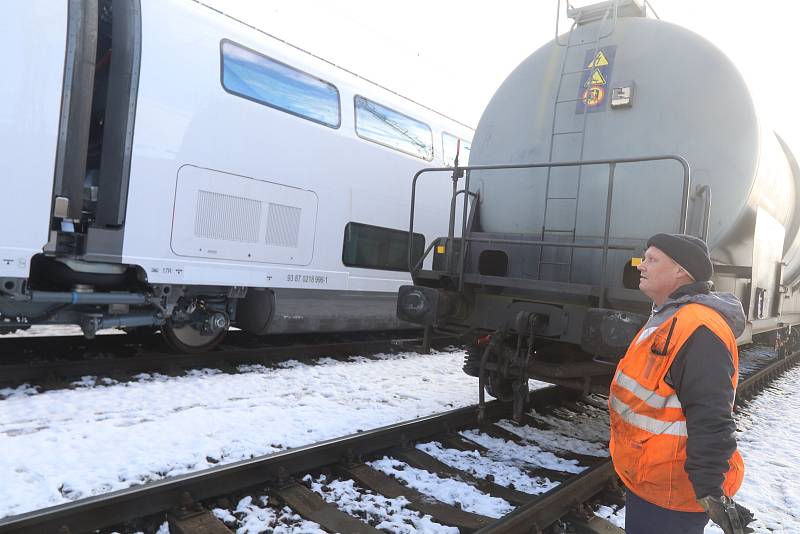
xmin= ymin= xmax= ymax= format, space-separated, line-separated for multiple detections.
xmin=0 ymin=254 xmax=242 ymax=352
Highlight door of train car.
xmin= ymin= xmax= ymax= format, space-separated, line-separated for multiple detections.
xmin=0 ymin=3 xmax=71 ymax=280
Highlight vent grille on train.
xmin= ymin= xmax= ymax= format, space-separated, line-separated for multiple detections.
xmin=265 ymin=203 xmax=302 ymax=247
xmin=194 ymin=190 xmax=261 ymax=243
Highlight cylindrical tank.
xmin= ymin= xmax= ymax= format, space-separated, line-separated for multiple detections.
xmin=469 ymin=12 xmax=800 ymax=283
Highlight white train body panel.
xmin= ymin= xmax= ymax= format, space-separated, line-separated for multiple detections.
xmin=0 ymin=0 xmax=471 ymax=342
xmin=0 ymin=3 xmax=68 ymax=277
xmin=122 ymin=0 xmax=466 ymax=293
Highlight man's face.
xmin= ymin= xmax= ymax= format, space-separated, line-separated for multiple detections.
xmin=637 ymin=246 xmax=685 ymax=303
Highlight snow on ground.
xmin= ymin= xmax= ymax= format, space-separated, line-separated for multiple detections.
xmin=303 ymin=474 xmax=457 ymax=533
xmin=368 ymin=456 xmax=514 ymax=518
xmin=495 ymin=419 xmax=609 ymax=457
xmin=416 ymin=441 xmax=558 ymax=495
xmin=212 ymin=496 xmax=325 ymax=534
xmin=2 ymin=340 xmax=800 ymax=532
xmin=0 ymin=350 xmax=485 ymax=518
xmin=460 ymin=429 xmax=585 ymax=474
xmin=0 ymin=383 xmax=40 ymax=399
xmin=526 ymin=401 xmax=611 ymax=444
xmin=0 ymin=325 xmax=123 ymax=338
xmin=594 ymin=504 xmax=625 ymax=528
xmin=720 ymin=364 xmax=800 ymax=534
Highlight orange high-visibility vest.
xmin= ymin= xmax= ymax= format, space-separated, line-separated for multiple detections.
xmin=608 ymin=303 xmax=744 ymax=512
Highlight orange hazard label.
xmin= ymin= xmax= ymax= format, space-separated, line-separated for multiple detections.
xmin=583 ymin=85 xmax=605 ymax=107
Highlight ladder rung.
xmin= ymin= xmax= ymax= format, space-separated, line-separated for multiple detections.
xmin=553 ymin=131 xmax=585 ymax=136
xmin=555 ymin=97 xmax=586 ymax=104
xmin=539 ymin=261 xmax=572 ymax=266
xmin=564 ymin=40 xmax=602 ymax=49
xmin=561 ymin=68 xmax=592 ymax=76
xmin=542 ymin=228 xmax=576 ymax=233
xmin=546 ymin=196 xmax=578 ymax=201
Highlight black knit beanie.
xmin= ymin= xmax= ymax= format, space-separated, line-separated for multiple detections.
xmin=646 ymin=233 xmax=713 ymax=282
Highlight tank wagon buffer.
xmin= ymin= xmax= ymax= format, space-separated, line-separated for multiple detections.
xmin=398 ymin=0 xmax=800 ymax=413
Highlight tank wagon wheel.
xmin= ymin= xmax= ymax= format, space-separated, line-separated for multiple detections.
xmin=464 ymin=343 xmax=516 ymax=402
xmin=485 ymin=373 xmax=515 ymax=402
xmin=162 ymin=318 xmax=227 ymax=353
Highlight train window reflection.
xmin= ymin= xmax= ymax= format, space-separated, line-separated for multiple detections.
xmin=442 ymin=132 xmax=471 ymax=166
xmin=342 ymin=222 xmax=425 ymax=271
xmin=354 ymin=96 xmax=433 ymax=160
xmin=221 ymin=40 xmax=340 ymax=128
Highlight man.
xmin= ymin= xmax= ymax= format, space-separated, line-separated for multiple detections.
xmin=608 ymin=233 xmax=755 ymax=534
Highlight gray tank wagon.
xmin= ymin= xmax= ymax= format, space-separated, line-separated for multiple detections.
xmin=397 ymin=0 xmax=800 ymax=410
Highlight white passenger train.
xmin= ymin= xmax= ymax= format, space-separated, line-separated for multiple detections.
xmin=0 ymin=0 xmax=472 ymax=351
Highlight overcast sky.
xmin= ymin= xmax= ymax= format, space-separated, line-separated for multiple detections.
xmin=205 ymin=0 xmax=800 ymax=150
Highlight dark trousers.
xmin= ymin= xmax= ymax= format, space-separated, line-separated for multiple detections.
xmin=625 ymin=489 xmax=709 ymax=534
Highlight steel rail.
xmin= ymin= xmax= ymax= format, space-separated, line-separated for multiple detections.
xmin=735 ymin=348 xmax=800 ymax=405
xmin=0 ymin=330 xmax=443 ymax=387
xmin=476 ymin=461 xmax=616 ymax=533
xmin=0 ymin=331 xmax=143 ymax=360
xmin=3 ymin=347 xmax=795 ymax=533
xmin=0 ymin=387 xmax=573 ymax=533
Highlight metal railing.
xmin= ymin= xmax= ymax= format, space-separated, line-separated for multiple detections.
xmin=555 ymin=0 xmax=660 ymax=44
xmin=408 ymin=155 xmax=691 ymax=307
xmin=556 ymin=0 xmax=620 ymax=45
xmin=693 ymin=184 xmax=712 ymax=241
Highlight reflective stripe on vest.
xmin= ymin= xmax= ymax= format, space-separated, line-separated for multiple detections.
xmin=613 ymin=370 xmax=683 ymax=410
xmin=608 ymin=302 xmax=744 ymax=512
xmin=609 ymin=394 xmax=687 ymax=436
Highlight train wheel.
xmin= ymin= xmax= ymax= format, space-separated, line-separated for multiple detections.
xmin=162 ymin=316 xmax=227 ymax=353
xmin=463 ymin=344 xmax=482 ymax=377
xmin=485 ymin=372 xmax=515 ymax=402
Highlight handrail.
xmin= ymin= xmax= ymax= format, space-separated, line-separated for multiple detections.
xmin=687 ymin=184 xmax=711 ymax=241
xmin=411 ymin=241 xmax=438 ymax=274
xmin=557 ymin=0 xmax=620 ymax=45
xmin=555 ymin=0 xmax=575 ymax=46
xmin=598 ymin=163 xmax=616 ymax=307
xmin=697 ymin=184 xmax=712 ymax=241
xmin=408 ymin=155 xmax=691 ymax=301
xmin=445 ymin=189 xmax=478 ymax=273
xmin=643 ymin=0 xmax=660 ymax=19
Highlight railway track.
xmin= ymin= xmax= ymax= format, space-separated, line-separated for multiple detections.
xmin=0 ymin=329 xmax=445 ymax=389
xmin=1 ymin=346 xmax=795 ymax=534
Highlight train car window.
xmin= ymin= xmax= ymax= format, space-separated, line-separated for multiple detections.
xmin=221 ymin=40 xmax=340 ymax=128
xmin=442 ymin=132 xmax=472 ymax=166
xmin=354 ymin=95 xmax=433 ymax=160
xmin=342 ymin=222 xmax=425 ymax=271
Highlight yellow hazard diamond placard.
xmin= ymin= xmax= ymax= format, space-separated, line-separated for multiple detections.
xmin=584 ymin=69 xmax=607 ymax=86
xmin=576 ymin=46 xmax=616 ymax=114
xmin=587 ymin=50 xmax=610 ymax=68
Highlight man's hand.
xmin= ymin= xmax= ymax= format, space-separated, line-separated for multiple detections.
xmin=698 ymin=495 xmax=755 ymax=534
